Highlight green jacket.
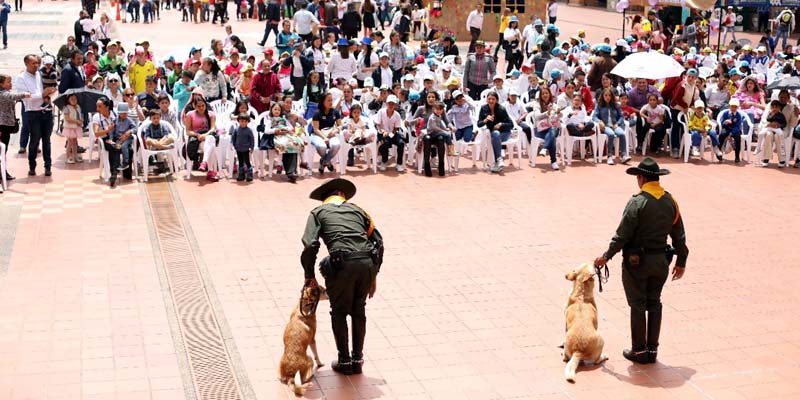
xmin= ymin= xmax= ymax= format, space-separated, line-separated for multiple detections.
xmin=603 ymin=183 xmax=689 ymax=267
xmin=97 ymin=54 xmax=127 ymax=76
xmin=301 ymin=201 xmax=383 ymax=279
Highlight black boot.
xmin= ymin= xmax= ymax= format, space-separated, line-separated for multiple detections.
xmin=246 ymin=167 xmax=253 ymax=182
xmin=351 ymin=358 xmax=364 ymax=375
xmin=347 ymin=148 xmax=355 ymax=167
xmin=236 ymin=166 xmax=245 ymax=181
xmin=331 ymin=313 xmax=351 ymax=370
xmin=646 ymin=309 xmax=662 ymax=364
xmin=331 ymin=358 xmax=353 ymax=375
xmin=351 ymin=312 xmax=366 ymax=375
xmin=424 ymin=160 xmax=432 ymax=177
xmin=624 ymin=308 xmax=648 ymax=364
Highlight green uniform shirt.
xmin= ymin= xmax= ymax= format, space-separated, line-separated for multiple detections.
xmin=301 ymin=202 xmax=383 ymax=279
xmin=603 ymin=183 xmax=689 ymax=267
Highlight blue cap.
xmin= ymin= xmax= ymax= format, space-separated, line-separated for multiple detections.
xmin=409 ymin=91 xmax=420 ymax=102
xmin=509 ymin=16 xmax=519 ymax=23
xmin=624 ymin=35 xmax=634 ymax=43
xmin=337 ymin=38 xmax=349 ymax=46
xmin=580 ymin=43 xmax=589 ymax=50
xmin=729 ymin=67 xmax=739 ymax=75
xmin=550 ymin=69 xmax=562 ymax=79
xmin=686 ymin=68 xmax=698 ymax=76
xmin=165 ymin=55 xmax=175 ymax=62
xmin=740 ymin=60 xmax=750 ymax=68
xmin=361 ymin=37 xmax=372 ymax=46
xmin=598 ymin=44 xmax=613 ymax=53
xmin=510 ymin=69 xmax=521 ymax=77
xmin=552 ymin=48 xmax=562 ymax=56
xmin=534 ymin=19 xmax=543 ymax=26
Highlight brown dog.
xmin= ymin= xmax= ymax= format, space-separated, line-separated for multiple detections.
xmin=563 ymin=263 xmax=608 ymax=382
xmin=279 ymin=285 xmax=328 ymax=395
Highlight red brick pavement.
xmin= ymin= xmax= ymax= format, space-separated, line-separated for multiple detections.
xmin=1 ymin=2 xmax=800 ymax=400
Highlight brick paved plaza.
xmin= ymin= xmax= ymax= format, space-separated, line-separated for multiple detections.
xmin=0 ymin=2 xmax=799 ymax=399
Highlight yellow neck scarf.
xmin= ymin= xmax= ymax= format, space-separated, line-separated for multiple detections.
xmin=640 ymin=181 xmax=665 ymax=200
xmin=323 ymin=195 xmax=346 ymax=205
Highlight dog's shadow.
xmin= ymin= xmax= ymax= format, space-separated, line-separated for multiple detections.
xmin=599 ymin=362 xmax=697 ymax=388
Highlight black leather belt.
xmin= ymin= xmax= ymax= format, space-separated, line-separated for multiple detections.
xmin=643 ymin=248 xmax=666 ymax=254
xmin=341 ymin=250 xmax=373 ymax=261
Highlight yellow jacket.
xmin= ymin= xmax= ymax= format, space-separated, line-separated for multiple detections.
xmin=688 ymin=111 xmax=711 ymax=132
xmin=499 ymin=15 xmax=510 ymax=33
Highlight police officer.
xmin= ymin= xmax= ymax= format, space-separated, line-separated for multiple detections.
xmin=593 ymin=157 xmax=688 ymax=364
xmin=301 ymin=178 xmax=384 ymax=375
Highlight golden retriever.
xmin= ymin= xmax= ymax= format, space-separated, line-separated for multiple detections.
xmin=278 ymin=285 xmax=328 ymax=395
xmin=563 ymin=263 xmax=608 ymax=382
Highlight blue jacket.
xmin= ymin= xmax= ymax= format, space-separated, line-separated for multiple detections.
xmin=231 ymin=126 xmax=255 ymax=152
xmin=591 ymin=104 xmax=624 ymax=127
xmin=719 ymin=109 xmax=743 ymax=135
xmin=58 ymin=62 xmax=85 ymax=94
xmin=1 ymin=3 xmax=11 ymax=23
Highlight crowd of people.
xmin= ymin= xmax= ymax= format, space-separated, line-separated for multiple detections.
xmin=1 ymin=1 xmax=799 ymax=193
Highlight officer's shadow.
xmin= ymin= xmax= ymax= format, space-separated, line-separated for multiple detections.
xmin=597 ymin=362 xmax=697 ymax=388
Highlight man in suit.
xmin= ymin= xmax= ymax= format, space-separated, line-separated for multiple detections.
xmin=58 ymin=50 xmax=86 ymax=94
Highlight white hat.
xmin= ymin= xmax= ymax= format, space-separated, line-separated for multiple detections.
xmin=441 ymin=64 xmax=452 ymax=71
xmin=386 ymin=95 xmax=399 ymax=104
xmin=493 ymin=73 xmax=504 ymax=81
xmin=509 ymin=88 xmax=519 ymax=97
xmin=616 ymin=39 xmax=628 ymax=48
xmin=364 ymin=77 xmax=375 ymax=87
xmin=693 ymin=99 xmax=705 ymax=108
xmin=348 ymin=78 xmax=358 ymax=87
xmin=452 ymin=90 xmax=464 ymax=98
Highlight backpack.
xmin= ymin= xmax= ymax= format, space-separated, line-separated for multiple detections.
xmin=780 ymin=11 xmax=792 ymax=25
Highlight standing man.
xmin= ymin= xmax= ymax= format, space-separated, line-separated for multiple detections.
xmin=463 ymin=40 xmax=495 ymax=100
xmin=722 ymin=6 xmax=737 ymax=45
xmin=0 ymin=0 xmax=10 ymax=50
xmin=301 ymin=178 xmax=384 ymax=375
xmin=522 ymin=17 xmax=544 ymax=59
xmin=466 ymin=3 xmax=483 ymax=54
xmin=594 ymin=157 xmax=688 ymax=364
xmin=294 ymin=4 xmax=320 ymax=44
xmin=16 ymin=55 xmax=57 ymax=177
xmin=257 ymin=0 xmax=280 ymax=47
xmin=775 ymin=9 xmax=795 ymax=52
xmin=547 ymin=0 xmax=558 ymax=24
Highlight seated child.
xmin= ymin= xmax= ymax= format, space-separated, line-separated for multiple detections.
xmin=688 ymin=100 xmax=722 ymax=161
xmin=758 ymin=99 xmax=788 ymax=167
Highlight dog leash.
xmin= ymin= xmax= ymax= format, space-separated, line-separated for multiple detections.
xmin=595 ymin=264 xmax=610 ymax=293
xmin=299 ymin=283 xmax=320 ymax=317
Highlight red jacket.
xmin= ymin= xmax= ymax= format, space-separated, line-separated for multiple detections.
xmin=670 ymin=81 xmax=698 ymax=112
xmin=579 ymin=85 xmax=595 ymax=114
xmin=660 ymin=75 xmax=682 ymax=102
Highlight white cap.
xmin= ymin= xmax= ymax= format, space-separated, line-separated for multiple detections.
xmin=386 ymin=95 xmax=398 ymax=104
xmin=493 ymin=73 xmax=504 ymax=81
xmin=616 ymin=39 xmax=628 ymax=47
xmin=509 ymin=88 xmax=519 ymax=97
xmin=364 ymin=77 xmax=375 ymax=87
xmin=693 ymin=99 xmax=705 ymax=108
xmin=452 ymin=90 xmax=464 ymax=98
xmin=441 ymin=64 xmax=452 ymax=71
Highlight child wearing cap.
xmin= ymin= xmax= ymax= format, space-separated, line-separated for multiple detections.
xmin=106 ymin=103 xmax=138 ymax=185
xmin=758 ymin=100 xmax=788 ymax=167
xmin=688 ymin=100 xmax=722 ymax=161
xmin=231 ymin=114 xmax=255 ymax=181
xmin=423 ymin=101 xmax=451 ymax=176
xmin=492 ymin=75 xmax=508 ymax=103
xmin=718 ymin=98 xmax=745 ymax=163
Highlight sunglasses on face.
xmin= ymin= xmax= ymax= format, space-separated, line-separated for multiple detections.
xmin=109 ymin=79 xmax=119 ymax=82
xmin=124 ymin=93 xmax=134 ymax=97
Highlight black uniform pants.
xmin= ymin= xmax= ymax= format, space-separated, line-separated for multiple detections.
xmin=325 ymin=258 xmax=376 ymax=361
xmin=378 ymin=134 xmax=405 ymax=165
xmin=622 ymin=255 xmax=668 ymax=352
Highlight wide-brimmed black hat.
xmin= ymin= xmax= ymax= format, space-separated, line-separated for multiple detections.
xmin=625 ymin=157 xmax=671 ymax=176
xmin=309 ymin=178 xmax=357 ymax=201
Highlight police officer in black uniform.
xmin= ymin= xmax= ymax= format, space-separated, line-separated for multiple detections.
xmin=594 ymin=157 xmax=688 ymax=364
xmin=301 ymin=178 xmax=384 ymax=375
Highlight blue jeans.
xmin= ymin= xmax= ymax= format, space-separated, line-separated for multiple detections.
xmin=142 ymin=3 xmax=151 ymax=22
xmin=0 ymin=20 xmax=7 ymax=47
xmin=19 ymin=105 xmax=29 ymax=148
xmin=26 ymin=110 xmax=54 ymax=171
xmin=534 ymin=127 xmax=559 ymax=163
xmin=490 ymin=129 xmax=512 ymax=161
xmin=602 ymin=126 xmax=627 ymax=155
xmin=690 ymin=129 xmax=719 ymax=147
xmin=309 ymin=134 xmax=341 ymax=166
xmin=722 ymin=26 xmax=736 ymax=44
xmin=777 ymin=25 xmax=790 ymax=50
xmin=454 ymin=126 xmax=474 ymax=142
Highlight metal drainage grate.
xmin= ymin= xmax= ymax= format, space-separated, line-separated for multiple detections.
xmin=145 ymin=182 xmax=243 ymax=400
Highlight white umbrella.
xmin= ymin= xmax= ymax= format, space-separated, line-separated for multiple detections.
xmin=698 ymin=66 xmax=714 ymax=79
xmin=611 ymin=51 xmax=686 ymax=80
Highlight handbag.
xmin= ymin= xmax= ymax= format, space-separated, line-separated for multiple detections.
xmin=793 ymin=128 xmax=800 ymax=140
xmin=258 ymin=133 xmax=275 ymax=150
xmin=11 ymin=118 xmax=20 ymax=134
xmin=536 ymin=118 xmax=551 ymax=132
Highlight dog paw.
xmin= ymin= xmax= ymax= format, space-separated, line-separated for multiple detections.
xmin=315 ymin=361 xmax=325 ymax=368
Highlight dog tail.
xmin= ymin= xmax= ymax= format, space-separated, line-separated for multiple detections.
xmin=289 ymin=370 xmax=305 ymax=396
xmin=564 ymin=351 xmax=582 ymax=383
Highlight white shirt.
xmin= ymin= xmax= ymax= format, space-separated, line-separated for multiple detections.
xmin=92 ymin=111 xmax=117 ymax=139
xmin=563 ymin=105 xmax=589 ymax=125
xmin=502 ymin=100 xmax=525 ymax=123
xmin=543 ymin=58 xmax=572 ymax=82
xmin=293 ymin=9 xmax=320 ymax=35
xmin=379 ymin=66 xmax=393 ymax=86
xmin=548 ymin=2 xmax=558 ymax=18
xmin=375 ymin=107 xmax=402 ymax=133
xmin=310 ymin=48 xmax=326 ymax=73
xmin=466 ymin=10 xmax=483 ymax=30
xmin=522 ymin=25 xmax=543 ymax=54
xmin=15 ymin=70 xmax=47 ymax=111
xmin=356 ymin=52 xmax=379 ymax=81
xmin=326 ymin=53 xmax=357 ymax=82
xmin=292 ymin=56 xmax=304 ymax=77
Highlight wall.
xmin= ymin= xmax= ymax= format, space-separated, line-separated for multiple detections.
xmin=423 ymin=0 xmax=547 ymax=45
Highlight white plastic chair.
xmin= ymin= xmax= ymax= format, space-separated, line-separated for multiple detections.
xmin=716 ymin=110 xmax=754 ymax=163
xmin=303 ymin=129 xmax=345 ymax=176
xmin=596 ymin=120 xmax=631 ymax=162
xmin=675 ymin=112 xmax=698 ymax=163
xmin=454 ymin=107 xmax=491 ymax=171
xmin=86 ymin=112 xmax=100 ymax=162
xmin=136 ymin=120 xmax=181 ymax=182
xmin=209 ymin=100 xmax=236 ymax=130
xmin=485 ymin=122 xmax=524 ymax=169
xmin=340 ymin=117 xmax=379 ymax=174
xmin=441 ymin=55 xmax=456 ymax=67
xmin=523 ymin=113 xmax=545 ymax=167
xmin=0 ymin=143 xmax=7 ymax=192
xmin=563 ymin=124 xmax=599 ymax=166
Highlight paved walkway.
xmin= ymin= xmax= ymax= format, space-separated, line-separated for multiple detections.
xmin=1 ymin=2 xmax=799 ymax=400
